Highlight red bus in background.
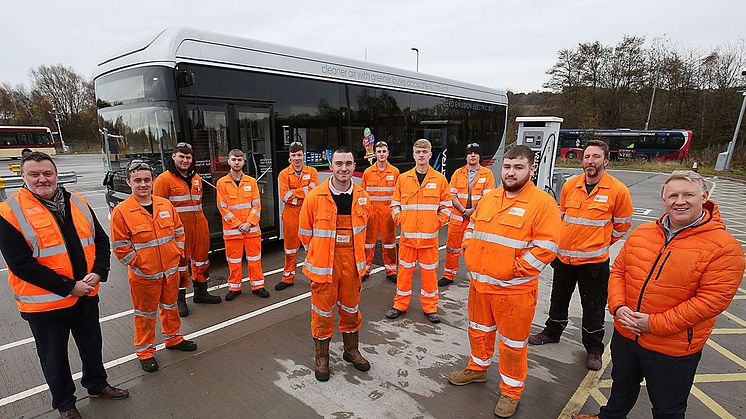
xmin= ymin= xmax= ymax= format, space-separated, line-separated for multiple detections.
xmin=558 ymin=129 xmax=692 ymax=161
xmin=0 ymin=126 xmax=60 ymax=159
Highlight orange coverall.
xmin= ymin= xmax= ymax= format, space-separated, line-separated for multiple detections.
xmin=462 ymin=183 xmax=560 ymax=399
xmin=153 ymin=170 xmax=210 ymax=290
xmin=444 ymin=165 xmax=495 ymax=281
xmin=361 ymin=162 xmax=400 ymax=276
xmin=217 ymin=173 xmax=264 ymax=291
xmin=298 ymin=179 xmax=369 ymax=338
xmin=389 ymin=167 xmax=451 ymax=314
xmin=111 ymin=195 xmax=187 ymax=360
xmin=279 ymin=164 xmax=318 ymax=284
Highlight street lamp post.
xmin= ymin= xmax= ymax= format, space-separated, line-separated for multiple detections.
xmin=411 ymin=47 xmax=419 ymax=72
xmin=724 ymin=90 xmax=746 ymax=170
xmin=49 ymin=107 xmax=68 ymax=153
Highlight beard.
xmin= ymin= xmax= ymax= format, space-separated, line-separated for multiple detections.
xmin=584 ymin=165 xmax=598 ymax=177
xmin=502 ymin=176 xmax=530 ymax=192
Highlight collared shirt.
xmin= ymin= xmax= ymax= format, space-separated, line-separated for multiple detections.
xmin=661 ymin=211 xmax=706 ymax=241
xmin=329 ymin=180 xmax=353 ymax=215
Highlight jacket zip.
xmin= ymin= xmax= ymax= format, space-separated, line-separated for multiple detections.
xmin=653 ymin=252 xmax=671 ymax=281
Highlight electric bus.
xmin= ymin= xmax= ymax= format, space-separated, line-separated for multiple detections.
xmin=94 ymin=28 xmax=508 ymax=246
xmin=0 ymin=126 xmax=58 ymax=159
xmin=558 ymin=129 xmax=692 ymax=161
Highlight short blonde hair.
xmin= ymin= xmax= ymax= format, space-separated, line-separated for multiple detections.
xmin=413 ymin=138 xmax=431 ymax=151
xmin=662 ymin=170 xmax=708 ymax=196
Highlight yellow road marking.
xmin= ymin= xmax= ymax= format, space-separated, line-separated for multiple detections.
xmin=721 ymin=311 xmax=746 ymax=328
xmin=597 ymin=372 xmax=746 ymax=389
xmin=733 ymin=295 xmax=746 ymax=300
xmin=738 ymin=288 xmax=746 ymax=294
xmin=557 ymin=348 xmax=612 ymax=418
xmin=706 ymin=340 xmax=746 ymax=369
xmin=690 ymin=386 xmax=736 ymax=419
xmin=711 ymin=328 xmax=746 ymax=334
xmin=589 ymin=387 xmax=608 ymax=406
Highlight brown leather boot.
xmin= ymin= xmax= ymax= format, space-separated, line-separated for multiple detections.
xmin=314 ymin=338 xmax=330 ymax=381
xmin=342 ymin=332 xmax=371 ymax=372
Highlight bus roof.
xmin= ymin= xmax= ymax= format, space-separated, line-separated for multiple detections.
xmin=560 ymin=128 xmax=689 ymax=136
xmin=0 ymin=126 xmax=52 ymax=132
xmin=94 ymin=27 xmax=508 ymax=105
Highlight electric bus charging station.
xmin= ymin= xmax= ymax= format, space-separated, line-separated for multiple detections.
xmin=515 ymin=116 xmax=564 ymax=199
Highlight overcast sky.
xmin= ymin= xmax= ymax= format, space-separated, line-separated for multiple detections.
xmin=2 ymin=0 xmax=744 ymax=93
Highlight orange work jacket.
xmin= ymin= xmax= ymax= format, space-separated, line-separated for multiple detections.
xmin=279 ymin=165 xmax=319 ymax=207
xmin=390 ymin=167 xmax=451 ymax=248
xmin=298 ymin=179 xmax=370 ymax=283
xmin=557 ymin=172 xmax=633 ymax=264
xmin=217 ymin=173 xmax=262 ymax=238
xmin=153 ymin=170 xmax=206 ymax=217
xmin=448 ymin=165 xmax=495 ymax=221
xmin=110 ymin=195 xmax=185 ymax=280
xmin=0 ymin=188 xmax=97 ymax=313
xmin=463 ymin=183 xmax=561 ymax=294
xmin=361 ymin=162 xmax=400 ymax=210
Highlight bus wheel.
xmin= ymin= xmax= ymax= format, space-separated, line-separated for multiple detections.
xmin=566 ymin=151 xmax=577 ymax=159
xmin=637 ymin=154 xmax=650 ymax=162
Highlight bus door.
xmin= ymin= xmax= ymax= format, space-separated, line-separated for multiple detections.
xmin=186 ymin=103 xmax=231 ymax=243
xmin=235 ymin=107 xmax=277 ymax=239
xmin=420 ymin=120 xmax=461 ymax=178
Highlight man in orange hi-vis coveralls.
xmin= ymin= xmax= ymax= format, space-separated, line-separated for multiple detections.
xmin=153 ymin=142 xmax=221 ymax=317
xmin=298 ymin=147 xmax=371 ymax=382
xmin=216 ymin=149 xmax=270 ymax=301
xmin=448 ymin=145 xmax=561 ymax=418
xmin=111 ymin=161 xmax=197 ymax=373
xmin=361 ymin=141 xmax=399 ymax=283
xmin=386 ymin=139 xmax=452 ymax=324
xmin=440 ymin=142 xmax=495 ymax=287
xmin=277 ymin=141 xmax=319 ymax=291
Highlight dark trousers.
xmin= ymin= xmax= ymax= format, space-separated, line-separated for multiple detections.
xmin=600 ymin=330 xmax=701 ymax=419
xmin=22 ymin=295 xmax=108 ymax=412
xmin=542 ymin=258 xmax=610 ymax=354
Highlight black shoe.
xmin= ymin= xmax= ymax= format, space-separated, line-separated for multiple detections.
xmin=275 ymin=281 xmax=294 ymax=291
xmin=386 ymin=308 xmax=404 ymax=319
xmin=438 ymin=277 xmax=454 ymax=286
xmin=177 ymin=289 xmax=189 ymax=317
xmin=585 ymin=353 xmax=602 ymax=371
xmin=386 ymin=274 xmax=397 ymax=283
xmin=193 ymin=282 xmax=222 ymax=304
xmin=225 ymin=290 xmax=242 ymax=301
xmin=425 ymin=312 xmax=441 ymax=323
xmin=88 ymin=385 xmax=129 ymax=400
xmin=362 ymin=274 xmax=370 ymax=282
xmin=139 ymin=357 xmax=159 ymax=373
xmin=252 ymin=288 xmax=270 ymax=298
xmin=166 ymin=339 xmax=197 ymax=352
xmin=60 ymin=407 xmax=83 ymax=419
xmin=528 ymin=332 xmax=560 ymax=346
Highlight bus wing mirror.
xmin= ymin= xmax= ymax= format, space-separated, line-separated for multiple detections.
xmin=103 ymin=171 xmax=115 ymax=188
xmin=177 ymin=71 xmax=195 ymax=88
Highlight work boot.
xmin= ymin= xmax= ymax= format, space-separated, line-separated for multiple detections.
xmin=386 ymin=308 xmax=404 ymax=319
xmin=571 ymin=415 xmax=599 ymax=419
xmin=386 ymin=274 xmax=397 ymax=283
xmin=177 ymin=288 xmax=189 ymax=317
xmin=342 ymin=332 xmax=371 ymax=372
xmin=166 ymin=339 xmax=197 ymax=351
xmin=362 ymin=273 xmax=370 ymax=282
xmin=60 ymin=407 xmax=83 ymax=419
xmin=438 ymin=277 xmax=454 ymax=286
xmin=314 ymin=338 xmax=330 ymax=381
xmin=275 ymin=281 xmax=294 ymax=291
xmin=528 ymin=331 xmax=559 ymax=345
xmin=193 ymin=281 xmax=221 ymax=304
xmin=495 ymin=394 xmax=520 ymax=418
xmin=88 ymin=385 xmax=130 ymax=400
xmin=225 ymin=290 xmax=241 ymax=301
xmin=424 ymin=312 xmax=441 ymax=324
xmin=139 ymin=357 xmax=159 ymax=373
xmin=252 ymin=288 xmax=270 ymax=298
xmin=585 ymin=353 xmax=602 ymax=371
xmin=448 ymin=369 xmax=487 ymax=386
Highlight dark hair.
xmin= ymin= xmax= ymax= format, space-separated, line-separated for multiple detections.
xmin=585 ymin=139 xmax=609 ymax=159
xmin=173 ymin=142 xmax=194 ymax=155
xmin=504 ymin=144 xmax=535 ymax=162
xmin=126 ymin=160 xmax=153 ymax=179
xmin=289 ymin=141 xmax=304 ymax=153
xmin=330 ymin=146 xmax=353 ymax=162
xmin=21 ymin=151 xmax=57 ymax=172
xmin=228 ymin=149 xmax=244 ymax=158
